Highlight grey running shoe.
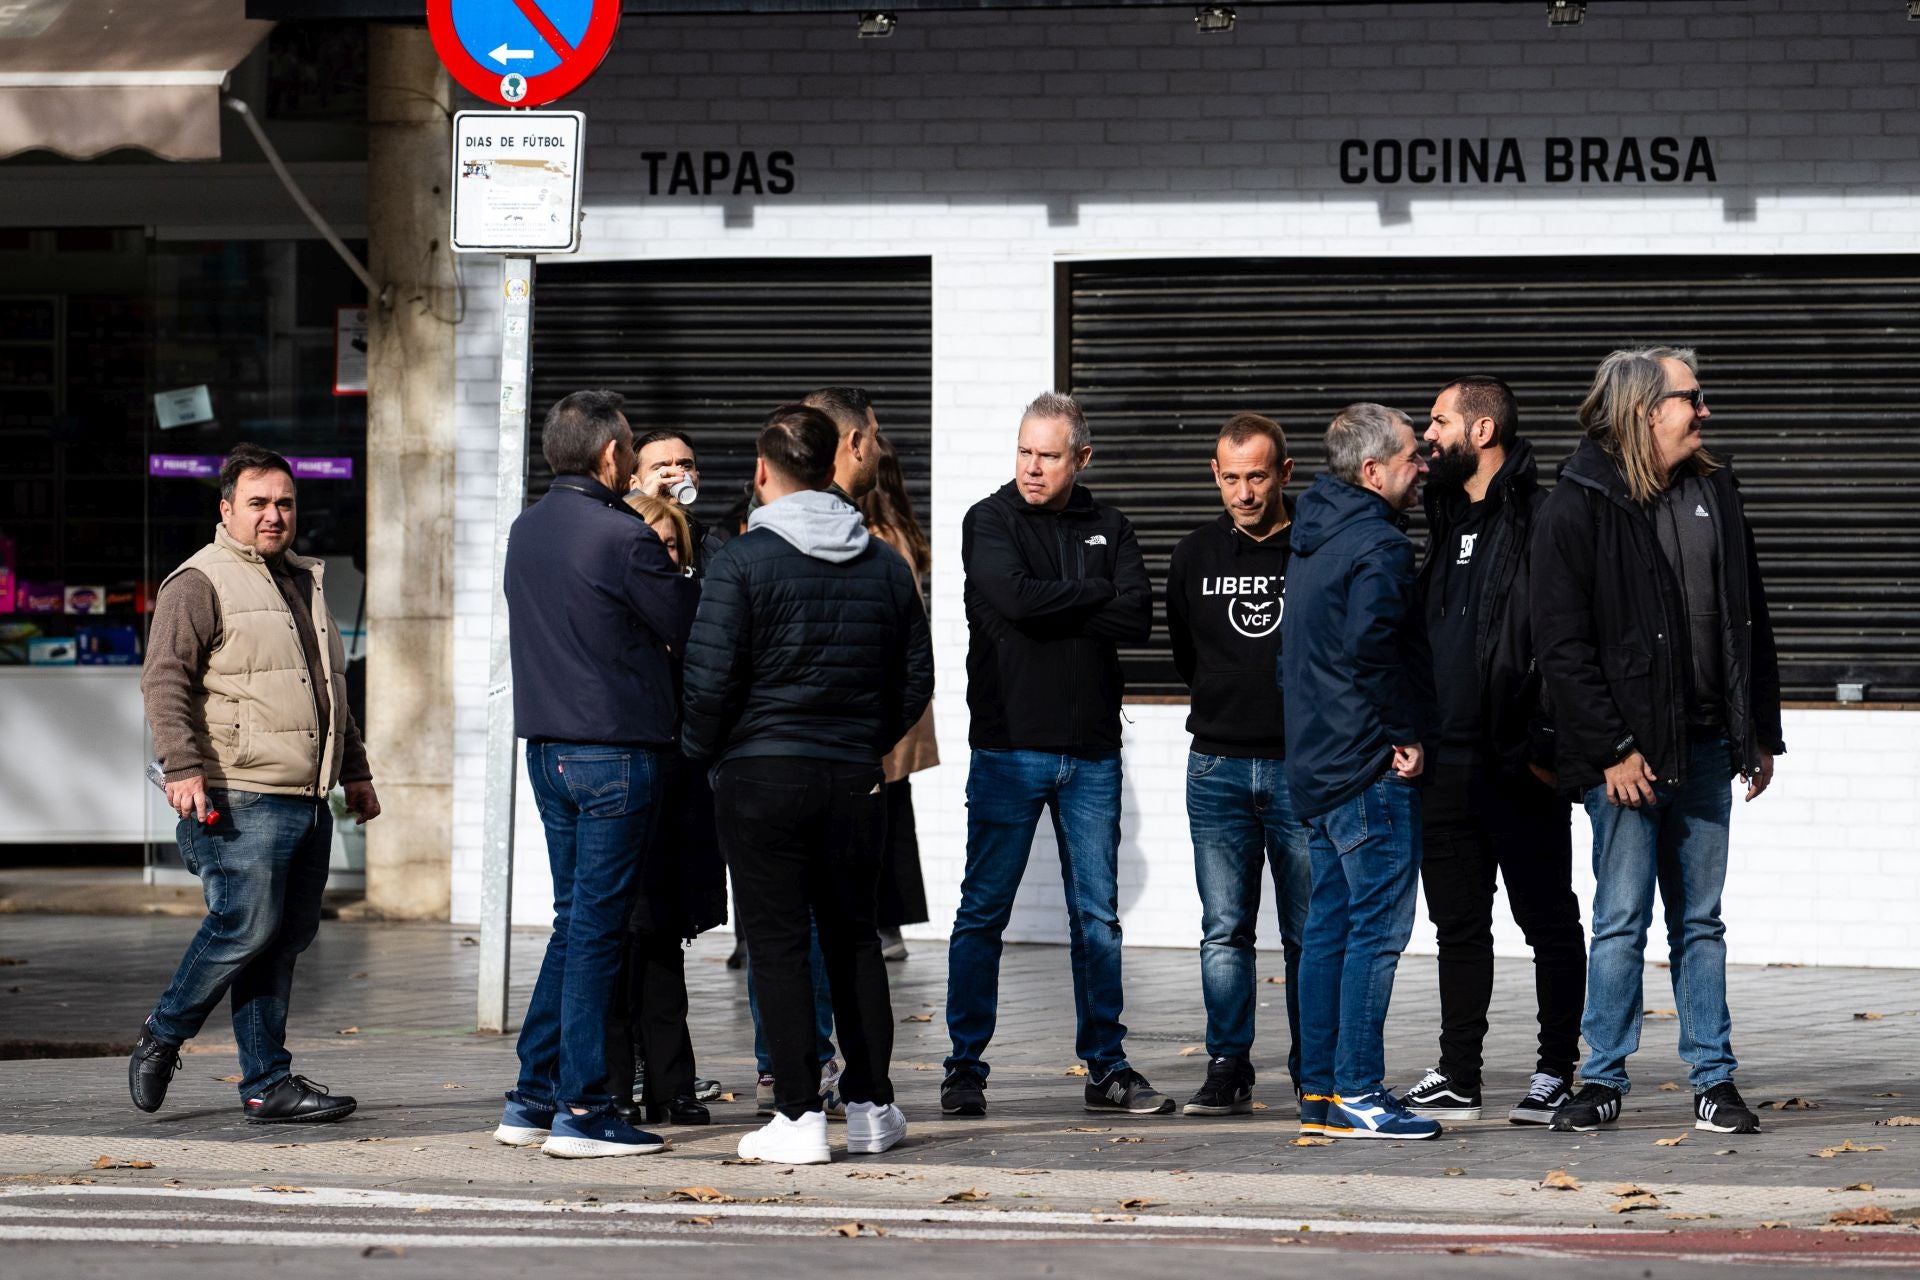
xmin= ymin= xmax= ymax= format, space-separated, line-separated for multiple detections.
xmin=1085 ymin=1067 xmax=1175 ymax=1115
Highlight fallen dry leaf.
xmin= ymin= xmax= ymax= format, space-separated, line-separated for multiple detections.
xmin=1263 ymin=975 xmax=1285 ymax=985
xmin=1830 ymin=1204 xmax=1894 ymax=1226
xmin=1063 ymin=1126 xmax=1109 ymax=1133
xmin=252 ymin=1184 xmax=308 ymax=1194
xmin=846 ymin=1171 xmax=895 ymax=1180
xmin=1291 ymin=1137 xmax=1333 ymax=1147
xmin=1177 ymin=1045 xmax=1205 ymax=1057
xmin=1117 ymin=1197 xmax=1157 ymax=1209
xmin=1063 ymin=1065 xmax=1089 ymax=1077
xmin=1611 ymin=1193 xmax=1665 ymax=1213
xmin=361 ymin=1246 xmax=406 ymax=1259
xmin=1854 ymin=1012 xmax=1885 ymax=1021
xmin=1541 ymin=1169 xmax=1581 ymax=1191
xmin=940 ymin=1188 xmax=990 ymax=1203
xmin=718 ymin=1092 xmax=736 ymax=1102
xmin=1007 ymin=1169 xmax=1050 ymax=1176
xmin=1874 ymin=1092 xmax=1903 ymax=1098
xmin=1109 ymin=1135 xmax=1143 ymax=1144
xmin=1843 ymin=1183 xmax=1875 ymax=1191
xmin=0 ymin=957 xmax=24 ymax=965
xmin=1250 ymin=1101 xmax=1269 ymax=1111
xmin=90 ymin=1157 xmax=154 ymax=1170
xmin=215 ymin=1074 xmax=242 ymax=1083
xmin=1763 ymin=1097 xmax=1820 ymax=1110
xmin=680 ymin=1215 xmax=715 ymax=1226
xmin=1666 ymin=1212 xmax=1715 ymax=1221
xmin=1643 ymin=1008 xmax=1677 ymax=1019
xmin=1656 ymin=1081 xmax=1681 ymax=1091
xmin=1878 ymin=1116 xmax=1920 ymax=1127
xmin=720 ymin=1158 xmax=762 ymax=1166
xmin=441 ymin=1083 xmax=466 ymax=1090
xmin=670 ymin=1187 xmax=734 ymax=1204
xmin=901 ymin=1014 xmax=932 ymax=1023
xmin=1609 ymin=1183 xmax=1649 ymax=1197
xmin=827 ymin=1221 xmax=886 ymax=1237
xmin=1655 ymin=1133 xmax=1690 ymax=1147
xmin=1816 ymin=1139 xmax=1887 ymax=1157
xmin=336 ymin=1026 xmax=359 ymax=1036
xmin=1443 ymin=1167 xmax=1464 ymax=1176
xmin=1758 ymin=1221 xmax=1788 ymax=1229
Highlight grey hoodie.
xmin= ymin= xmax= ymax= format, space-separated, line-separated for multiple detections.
xmin=748 ymin=488 xmax=870 ymax=563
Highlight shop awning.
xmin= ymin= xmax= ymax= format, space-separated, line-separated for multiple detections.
xmin=0 ymin=1 xmax=273 ymax=161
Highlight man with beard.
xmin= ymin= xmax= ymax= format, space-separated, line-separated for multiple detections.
xmin=1398 ymin=377 xmax=1588 ymax=1127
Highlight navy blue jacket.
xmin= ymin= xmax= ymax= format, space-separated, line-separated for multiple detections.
xmin=1280 ymin=474 xmax=1434 ymax=819
xmin=504 ymin=475 xmax=696 ymax=746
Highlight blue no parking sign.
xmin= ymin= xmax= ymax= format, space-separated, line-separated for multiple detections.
xmin=427 ymin=0 xmax=623 ymax=109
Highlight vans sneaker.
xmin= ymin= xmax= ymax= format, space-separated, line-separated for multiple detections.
xmin=1330 ymin=1090 xmax=1442 ymax=1140
xmin=1548 ymin=1083 xmax=1623 ymax=1133
xmin=541 ymin=1108 xmax=666 ymax=1158
xmin=1298 ymin=1093 xmax=1332 ymax=1134
xmin=1508 ymin=1072 xmax=1572 ymax=1125
xmin=845 ymin=1100 xmax=907 ymax=1154
xmin=738 ymin=1108 xmax=832 ymax=1165
xmin=1402 ymin=1068 xmax=1481 ymax=1120
xmin=1182 ymin=1055 xmax=1254 ymax=1116
xmin=493 ymin=1093 xmax=556 ymax=1147
xmin=1085 ymin=1067 xmax=1175 ymax=1115
xmin=1695 ymin=1082 xmax=1761 ymax=1135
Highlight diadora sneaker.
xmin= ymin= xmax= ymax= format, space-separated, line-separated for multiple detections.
xmin=738 ymin=1108 xmax=832 ymax=1165
xmin=1182 ymin=1055 xmax=1254 ymax=1116
xmin=1329 ymin=1090 xmax=1442 ymax=1140
xmin=1085 ymin=1067 xmax=1175 ymax=1115
xmin=819 ymin=1058 xmax=847 ymax=1120
xmin=940 ymin=1070 xmax=987 ymax=1117
xmin=493 ymin=1093 xmax=556 ymax=1147
xmin=845 ymin=1100 xmax=907 ymax=1154
xmin=1402 ymin=1068 xmax=1482 ymax=1120
xmin=755 ymin=1072 xmax=777 ymax=1116
xmin=1508 ymin=1072 xmax=1572 ymax=1125
xmin=1549 ymin=1082 xmax=1623 ymax=1133
xmin=1298 ymin=1093 xmax=1332 ymax=1134
xmin=1695 ymin=1081 xmax=1762 ymax=1135
xmin=541 ymin=1107 xmax=666 ymax=1158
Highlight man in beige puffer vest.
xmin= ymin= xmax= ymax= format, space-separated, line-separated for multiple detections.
xmin=129 ymin=444 xmax=380 ymax=1125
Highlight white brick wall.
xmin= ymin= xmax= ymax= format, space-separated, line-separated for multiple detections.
xmin=447 ymin=1 xmax=1920 ymax=968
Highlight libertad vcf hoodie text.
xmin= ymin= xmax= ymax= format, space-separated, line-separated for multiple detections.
xmin=963 ymin=480 xmax=1152 ymax=753
xmin=1279 ymin=474 xmax=1435 ymax=819
xmin=1166 ymin=511 xmax=1291 ymax=757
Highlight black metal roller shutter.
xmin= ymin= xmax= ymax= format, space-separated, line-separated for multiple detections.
xmin=1062 ymin=257 xmax=1920 ymax=704
xmin=528 ymin=257 xmax=932 ymax=535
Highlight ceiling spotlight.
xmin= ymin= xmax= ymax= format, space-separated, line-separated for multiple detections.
xmin=857 ymin=12 xmax=896 ymax=38
xmin=1194 ymin=5 xmax=1236 ymax=35
xmin=1547 ymin=0 xmax=1585 ymax=25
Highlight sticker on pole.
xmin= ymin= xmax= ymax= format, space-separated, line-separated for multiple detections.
xmin=451 ymin=109 xmax=584 ymax=254
xmin=427 ymin=0 xmax=622 ymax=109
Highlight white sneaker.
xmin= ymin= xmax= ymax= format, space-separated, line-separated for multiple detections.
xmin=845 ymin=1101 xmax=907 ymax=1154
xmin=738 ymin=1108 xmax=831 ymax=1165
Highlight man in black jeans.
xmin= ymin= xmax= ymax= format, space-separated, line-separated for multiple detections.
xmin=1400 ymin=376 xmax=1587 ymax=1126
xmin=681 ymin=403 xmax=934 ymax=1165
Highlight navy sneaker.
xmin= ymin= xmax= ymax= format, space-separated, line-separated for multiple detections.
xmin=494 ymin=1093 xmax=556 ymax=1147
xmin=1329 ymin=1090 xmax=1442 ymax=1140
xmin=541 ymin=1107 xmax=666 ymax=1158
xmin=1298 ymin=1093 xmax=1332 ymax=1134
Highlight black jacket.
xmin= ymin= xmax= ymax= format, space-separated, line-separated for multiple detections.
xmin=1531 ymin=438 xmax=1784 ymax=796
xmin=1166 ymin=512 xmax=1290 ymax=757
xmin=1280 ymin=474 xmax=1434 ymax=819
xmin=963 ymin=481 xmax=1152 ymax=753
xmin=505 ymin=475 xmax=696 ymax=746
xmin=1415 ymin=438 xmax=1553 ymax=772
xmin=679 ymin=489 xmax=933 ymax=766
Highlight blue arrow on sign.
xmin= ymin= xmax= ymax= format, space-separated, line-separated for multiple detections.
xmin=451 ymin=0 xmax=597 ymax=81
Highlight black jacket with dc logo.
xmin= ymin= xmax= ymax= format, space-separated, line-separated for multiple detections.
xmin=1166 ymin=512 xmax=1290 ymax=758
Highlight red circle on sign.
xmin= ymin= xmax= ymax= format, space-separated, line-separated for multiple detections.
xmin=427 ymin=0 xmax=623 ymax=109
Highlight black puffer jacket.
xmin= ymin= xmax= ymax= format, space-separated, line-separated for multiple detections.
xmin=679 ymin=489 xmax=933 ymax=766
xmin=1531 ymin=437 xmax=1784 ymax=796
xmin=963 ymin=481 xmax=1152 ymax=753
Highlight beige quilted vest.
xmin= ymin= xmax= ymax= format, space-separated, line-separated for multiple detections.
xmin=162 ymin=525 xmax=347 ymax=797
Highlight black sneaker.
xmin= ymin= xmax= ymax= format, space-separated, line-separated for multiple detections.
xmin=128 ymin=1028 xmax=180 ymax=1114
xmin=1508 ymin=1072 xmax=1572 ymax=1125
xmin=1085 ymin=1067 xmax=1175 ymax=1115
xmin=1548 ymin=1082 xmax=1622 ymax=1132
xmin=941 ymin=1069 xmax=987 ymax=1117
xmin=1182 ymin=1055 xmax=1254 ymax=1116
xmin=1695 ymin=1081 xmax=1761 ymax=1135
xmin=242 ymin=1075 xmax=357 ymax=1124
xmin=1402 ymin=1068 xmax=1482 ymax=1120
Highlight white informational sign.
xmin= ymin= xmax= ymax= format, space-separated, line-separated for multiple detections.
xmin=334 ymin=305 xmax=369 ymax=396
xmin=153 ymin=385 xmax=214 ymax=429
xmin=451 ymin=109 xmax=584 ymax=254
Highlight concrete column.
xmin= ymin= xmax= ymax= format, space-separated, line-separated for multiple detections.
xmin=361 ymin=25 xmax=455 ymax=919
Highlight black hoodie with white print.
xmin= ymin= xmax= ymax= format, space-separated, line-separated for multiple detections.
xmin=1166 ymin=512 xmax=1291 ymax=758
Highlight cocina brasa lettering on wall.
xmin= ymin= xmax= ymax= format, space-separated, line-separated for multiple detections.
xmin=1340 ymin=137 xmax=1718 ymax=185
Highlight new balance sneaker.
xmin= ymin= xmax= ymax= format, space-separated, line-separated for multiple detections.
xmin=242 ymin=1075 xmax=356 ymax=1124
xmin=693 ymin=1076 xmax=723 ymax=1102
xmin=1298 ymin=1094 xmax=1332 ymax=1134
xmin=1401 ymin=1068 xmax=1482 ymax=1120
xmin=845 ymin=1100 xmax=908 ymax=1154
xmin=755 ymin=1072 xmax=776 ymax=1116
xmin=1508 ymin=1072 xmax=1572 ymax=1125
xmin=940 ymin=1070 xmax=987 ymax=1117
xmin=541 ymin=1107 xmax=666 ymax=1158
xmin=1182 ymin=1055 xmax=1254 ymax=1116
xmin=819 ymin=1058 xmax=847 ymax=1120
xmin=1695 ymin=1081 xmax=1762 ymax=1135
xmin=128 ymin=1026 xmax=180 ymax=1114
xmin=1329 ymin=1090 xmax=1442 ymax=1140
xmin=738 ymin=1108 xmax=831 ymax=1165
xmin=1085 ymin=1067 xmax=1175 ymax=1115
xmin=493 ymin=1093 xmax=556 ymax=1147
xmin=1549 ymin=1082 xmax=1623 ymax=1133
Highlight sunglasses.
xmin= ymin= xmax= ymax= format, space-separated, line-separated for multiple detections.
xmin=1657 ymin=387 xmax=1707 ymax=412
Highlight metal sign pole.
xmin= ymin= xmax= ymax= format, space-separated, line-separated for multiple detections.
xmin=477 ymin=253 xmax=534 ymax=1034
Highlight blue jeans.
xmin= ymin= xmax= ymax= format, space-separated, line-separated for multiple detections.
xmin=747 ymin=918 xmax=837 ymax=1075
xmin=1298 ymin=772 xmax=1422 ymax=1098
xmin=516 ymin=742 xmax=661 ymax=1110
xmin=1187 ymin=753 xmax=1310 ymax=1081
xmin=1580 ymin=736 xmax=1737 ymax=1095
xmin=946 ymin=748 xmax=1129 ymax=1081
xmin=148 ymin=789 xmax=332 ymax=1098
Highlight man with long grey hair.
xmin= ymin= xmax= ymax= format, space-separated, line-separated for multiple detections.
xmin=1280 ymin=402 xmax=1438 ymax=1141
xmin=1531 ymin=347 xmax=1783 ymax=1136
